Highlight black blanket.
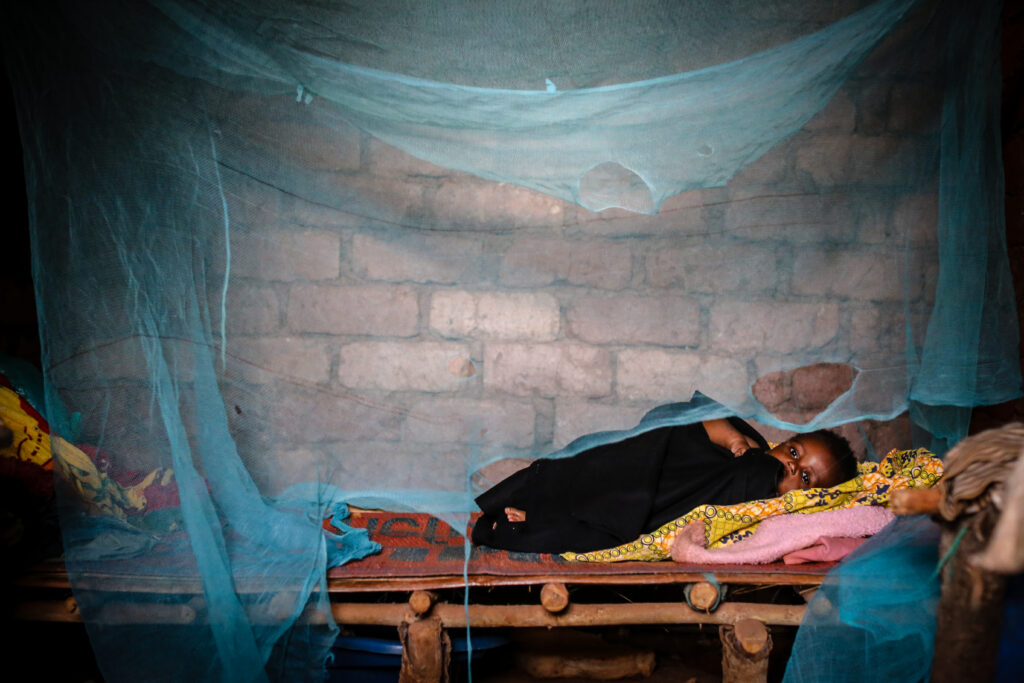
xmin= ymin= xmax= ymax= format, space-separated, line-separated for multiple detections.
xmin=472 ymin=415 xmax=782 ymax=554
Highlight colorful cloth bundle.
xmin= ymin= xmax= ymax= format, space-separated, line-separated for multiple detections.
xmin=565 ymin=447 xmax=943 ymax=562
xmin=1 ymin=378 xmax=177 ymax=522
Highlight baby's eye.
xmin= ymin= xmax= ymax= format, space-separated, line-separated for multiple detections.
xmin=801 ymin=471 xmax=811 ymax=485
xmin=789 ymin=446 xmax=798 ymax=458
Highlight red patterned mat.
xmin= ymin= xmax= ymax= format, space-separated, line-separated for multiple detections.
xmin=325 ymin=511 xmax=836 ymax=580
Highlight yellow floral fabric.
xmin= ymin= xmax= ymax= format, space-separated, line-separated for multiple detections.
xmin=50 ymin=437 xmax=169 ymax=519
xmin=2 ymin=383 xmax=170 ymax=519
xmin=0 ymin=383 xmax=52 ymax=467
xmin=563 ymin=447 xmax=943 ymax=562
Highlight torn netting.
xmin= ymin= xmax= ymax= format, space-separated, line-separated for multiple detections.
xmin=2 ymin=0 xmax=1017 ymax=680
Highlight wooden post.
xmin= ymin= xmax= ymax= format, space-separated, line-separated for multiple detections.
xmin=930 ymin=517 xmax=1006 ymax=683
xmin=398 ymin=615 xmax=451 ymax=683
xmin=540 ymin=583 xmax=569 ymax=613
xmin=686 ymin=581 xmax=721 ymax=612
xmin=720 ymin=618 xmax=771 ymax=683
xmin=409 ymin=590 xmax=437 ymax=616
xmin=333 ymin=600 xmax=806 ymax=628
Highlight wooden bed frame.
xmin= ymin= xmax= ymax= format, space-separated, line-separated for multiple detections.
xmin=14 ymin=566 xmax=821 ymax=681
xmin=12 ymin=511 xmax=833 ymax=681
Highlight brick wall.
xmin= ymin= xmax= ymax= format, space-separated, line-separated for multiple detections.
xmin=211 ymin=47 xmax=950 ymax=490
xmin=9 ymin=4 xmax=1023 ymax=489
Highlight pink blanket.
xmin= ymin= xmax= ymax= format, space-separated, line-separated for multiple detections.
xmin=670 ymin=505 xmax=894 ymax=565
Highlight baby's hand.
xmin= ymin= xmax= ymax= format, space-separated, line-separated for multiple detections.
xmin=728 ymin=434 xmax=760 ymax=457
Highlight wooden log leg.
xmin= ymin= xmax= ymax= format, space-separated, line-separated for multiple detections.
xmin=540 ymin=582 xmax=569 ymax=613
xmin=398 ymin=616 xmax=451 ymax=683
xmin=931 ymin=521 xmax=1006 ymax=683
xmin=686 ymin=581 xmax=722 ymax=612
xmin=720 ymin=618 xmax=772 ymax=683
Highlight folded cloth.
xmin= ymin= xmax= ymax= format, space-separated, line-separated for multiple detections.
xmin=669 ymin=505 xmax=894 ymax=565
xmin=782 ymin=536 xmax=867 ymax=564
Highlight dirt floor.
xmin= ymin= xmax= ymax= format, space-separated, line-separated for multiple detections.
xmin=13 ymin=620 xmax=798 ymax=681
xmin=326 ymin=622 xmax=797 ymax=682
xmin=458 ymin=624 xmax=797 ymax=683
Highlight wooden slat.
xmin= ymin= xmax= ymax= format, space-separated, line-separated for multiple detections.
xmin=325 ymin=570 xmax=827 ymax=593
xmin=332 ymin=600 xmax=805 ymax=628
xmin=16 ymin=567 xmax=829 ymax=595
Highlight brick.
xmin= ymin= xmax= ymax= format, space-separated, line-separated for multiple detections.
xmin=803 ymin=88 xmax=856 ymax=133
xmin=229 ymin=336 xmax=331 ymax=384
xmin=474 ymin=458 xmax=532 ymax=491
xmin=849 ymin=305 xmax=906 ymax=356
xmin=224 ymin=285 xmax=280 ymax=334
xmin=616 ymin=349 xmax=750 ymax=406
xmin=430 ymin=175 xmax=569 ymax=230
xmin=338 ymin=341 xmax=474 ymax=392
xmin=863 ymin=414 xmax=913 ymax=455
xmin=213 ymin=91 xmax=361 ymax=172
xmin=645 ymin=242 xmax=780 ymax=293
xmin=350 ymin=231 xmax=483 ymax=284
xmin=63 ymin=337 xmax=196 ymax=383
xmin=751 ymin=370 xmax=791 ymax=412
xmin=791 ymin=248 xmax=907 ymax=301
xmin=230 ymin=228 xmax=340 ymax=281
xmin=224 ymin=172 xmax=286 ymax=228
xmin=566 ymin=189 xmax=710 ymax=237
xmin=888 ymin=83 xmax=941 ymax=134
xmin=855 ymin=82 xmax=890 ymax=135
xmin=325 ymin=442 xmax=469 ymax=491
xmin=790 ymin=363 xmax=857 ymax=410
xmin=288 ymin=284 xmax=419 ymax=336
xmin=278 ymin=175 xmax=427 ymax=231
xmin=403 ymin=398 xmax=536 ymax=448
xmin=258 ymin=445 xmax=323 ymax=494
xmin=430 ymin=290 xmax=560 ymax=341
xmin=483 ymin=343 xmax=612 ymax=398
xmin=722 ymin=192 xmax=855 ymax=242
xmin=730 ymin=140 xmax=793 ymax=185
xmin=499 ymin=238 xmax=632 ymax=289
xmin=267 ymin=385 xmax=404 ymax=443
xmin=710 ymin=300 xmax=839 ymax=353
xmin=61 ymin=385 xmax=153 ymax=465
xmin=888 ymin=193 xmax=939 ymax=245
xmin=366 ymin=137 xmax=452 ymax=178
xmin=552 ymin=399 xmax=655 ymax=449
xmin=794 ymin=135 xmax=915 ymax=187
xmin=567 ymin=295 xmax=700 ymax=346
xmin=848 ymin=196 xmax=893 ymax=244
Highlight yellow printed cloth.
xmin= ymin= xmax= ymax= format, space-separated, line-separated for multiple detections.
xmin=1 ymin=383 xmax=171 ymax=519
xmin=563 ymin=447 xmax=943 ymax=562
xmin=50 ymin=436 xmax=169 ymax=520
xmin=0 ymin=383 xmax=52 ymax=467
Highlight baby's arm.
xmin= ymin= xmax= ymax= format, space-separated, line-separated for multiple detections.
xmin=702 ymin=418 xmax=761 ymax=457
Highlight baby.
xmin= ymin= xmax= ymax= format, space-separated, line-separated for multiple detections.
xmin=502 ymin=419 xmax=859 ymax=524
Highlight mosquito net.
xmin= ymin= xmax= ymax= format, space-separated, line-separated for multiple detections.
xmin=2 ymin=0 xmax=1018 ymax=680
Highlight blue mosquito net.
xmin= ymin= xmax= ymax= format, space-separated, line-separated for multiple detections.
xmin=2 ymin=0 xmax=1018 ymax=680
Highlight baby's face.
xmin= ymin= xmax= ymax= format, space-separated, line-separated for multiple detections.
xmin=768 ymin=434 xmax=837 ymax=494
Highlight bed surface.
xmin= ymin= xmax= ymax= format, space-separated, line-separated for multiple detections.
xmin=325 ymin=510 xmax=835 ymax=592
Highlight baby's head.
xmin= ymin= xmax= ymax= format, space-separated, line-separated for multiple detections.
xmin=768 ymin=430 xmax=857 ymax=494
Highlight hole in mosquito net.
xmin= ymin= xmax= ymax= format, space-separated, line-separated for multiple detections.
xmin=752 ymin=362 xmax=859 ymax=425
xmin=696 ymin=143 xmax=714 ymax=157
xmin=578 ymin=162 xmax=654 ymax=213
